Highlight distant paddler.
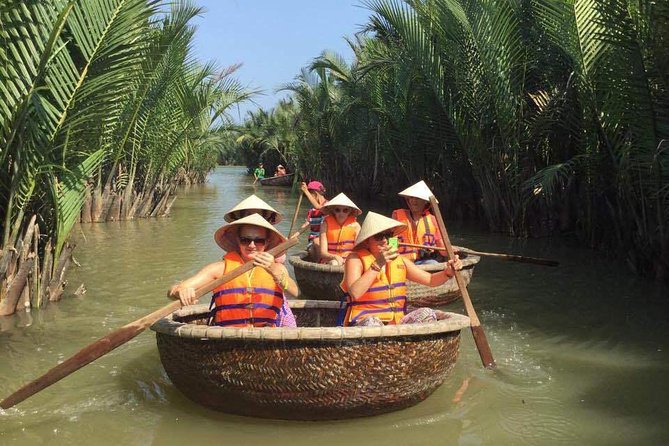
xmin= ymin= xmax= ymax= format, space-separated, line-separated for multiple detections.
xmin=168 ymin=213 xmax=299 ymax=327
xmin=252 ymin=162 xmax=265 ymax=184
xmin=340 ymin=212 xmax=462 ymax=327
xmin=392 ymin=181 xmax=446 ymax=264
xmin=318 ymin=193 xmax=362 ymax=266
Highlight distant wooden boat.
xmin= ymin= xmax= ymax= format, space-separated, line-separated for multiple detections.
xmin=151 ymin=300 xmax=470 ymax=420
xmin=259 ymin=173 xmax=294 ymax=186
xmin=289 ymin=248 xmax=481 ymax=307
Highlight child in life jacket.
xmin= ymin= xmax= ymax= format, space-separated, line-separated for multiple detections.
xmin=340 ymin=212 xmax=462 ymax=327
xmin=299 ymin=180 xmax=327 ymax=262
xmin=391 ymin=180 xmax=447 ymax=264
xmin=318 ymin=193 xmax=362 ymax=265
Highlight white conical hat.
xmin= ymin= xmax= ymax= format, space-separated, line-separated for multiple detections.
xmin=320 ymin=193 xmax=362 ymax=216
xmin=214 ymin=213 xmax=287 ymax=252
xmin=354 ymin=212 xmax=407 ymax=249
xmin=224 ymin=194 xmax=283 ymax=224
xmin=398 ymin=180 xmax=438 ymax=203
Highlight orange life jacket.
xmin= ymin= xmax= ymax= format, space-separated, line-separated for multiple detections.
xmin=392 ymin=209 xmax=439 ymax=261
xmin=324 ymin=214 xmax=358 ymax=257
xmin=340 ymin=249 xmax=407 ymax=326
xmin=210 ymin=252 xmax=283 ymax=327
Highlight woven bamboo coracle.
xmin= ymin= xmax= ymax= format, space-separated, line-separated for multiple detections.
xmin=151 ymin=300 xmax=470 ymax=420
xmin=289 ymin=249 xmax=481 ymax=307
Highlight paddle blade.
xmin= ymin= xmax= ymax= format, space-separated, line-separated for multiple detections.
xmin=471 ymin=325 xmax=496 ymax=369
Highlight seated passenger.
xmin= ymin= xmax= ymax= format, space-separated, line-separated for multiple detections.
xmin=391 ymin=180 xmax=446 ymax=264
xmin=318 ymin=193 xmax=362 ymax=265
xmin=275 ymin=164 xmax=287 ymax=176
xmin=340 ymin=212 xmax=462 ymax=327
xmin=224 ymin=194 xmax=283 ymax=224
xmin=168 ymin=213 xmax=299 ymax=328
xmin=223 ymin=195 xmax=295 ymax=327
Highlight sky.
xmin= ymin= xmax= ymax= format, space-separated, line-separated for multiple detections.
xmin=191 ymin=1 xmax=373 ymax=121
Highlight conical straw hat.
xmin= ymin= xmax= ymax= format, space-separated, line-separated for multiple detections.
xmin=224 ymin=194 xmax=283 ymax=224
xmin=398 ymin=180 xmax=438 ymax=203
xmin=214 ymin=213 xmax=287 ymax=252
xmin=320 ymin=193 xmax=362 ymax=216
xmin=354 ymin=212 xmax=407 ymax=249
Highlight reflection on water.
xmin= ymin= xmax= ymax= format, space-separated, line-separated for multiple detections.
xmin=1 ymin=166 xmax=668 ymax=445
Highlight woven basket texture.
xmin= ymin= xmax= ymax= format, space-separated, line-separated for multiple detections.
xmin=152 ymin=301 xmax=466 ymax=420
xmin=289 ymin=250 xmax=480 ymax=307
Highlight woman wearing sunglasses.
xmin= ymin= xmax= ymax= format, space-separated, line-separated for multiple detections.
xmin=340 ymin=212 xmax=462 ymax=327
xmin=318 ymin=193 xmax=362 ymax=266
xmin=168 ymin=213 xmax=299 ymax=328
xmin=221 ymin=194 xmax=296 ymax=326
xmin=391 ymin=180 xmax=447 ymax=264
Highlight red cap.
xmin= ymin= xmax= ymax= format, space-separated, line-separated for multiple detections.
xmin=307 ymin=181 xmax=325 ymax=193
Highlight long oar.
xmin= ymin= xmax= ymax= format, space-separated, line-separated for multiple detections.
xmin=398 ymin=242 xmax=559 ymax=267
xmin=288 ymin=192 xmax=303 ymax=237
xmin=0 ymin=233 xmax=303 ymax=410
xmin=429 ymin=195 xmax=496 ymax=369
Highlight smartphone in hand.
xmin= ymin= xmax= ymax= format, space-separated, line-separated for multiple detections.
xmin=388 ymin=237 xmax=399 ymax=250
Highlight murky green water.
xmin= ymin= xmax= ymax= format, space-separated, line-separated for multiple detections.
xmin=1 ymin=166 xmax=667 ymax=445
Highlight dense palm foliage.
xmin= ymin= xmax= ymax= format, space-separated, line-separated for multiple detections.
xmin=234 ymin=0 xmax=668 ymax=280
xmin=0 ymin=0 xmax=249 ymax=313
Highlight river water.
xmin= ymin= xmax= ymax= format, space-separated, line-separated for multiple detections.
xmin=1 ymin=166 xmax=667 ymax=445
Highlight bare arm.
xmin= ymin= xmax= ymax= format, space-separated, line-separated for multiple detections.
xmin=318 ymin=220 xmax=341 ymax=263
xmin=300 ymin=183 xmax=324 ymax=209
xmin=404 ymin=256 xmax=462 ymax=286
xmin=344 ymin=255 xmax=378 ymax=300
xmin=168 ymin=261 xmax=227 ymax=306
xmin=275 ymin=264 xmax=299 ymax=298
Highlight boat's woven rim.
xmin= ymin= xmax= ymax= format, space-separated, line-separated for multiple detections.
xmin=150 ymin=300 xmax=471 ymax=340
xmin=288 ymin=249 xmax=481 ymax=273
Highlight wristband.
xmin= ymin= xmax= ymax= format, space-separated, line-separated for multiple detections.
xmin=370 ymin=261 xmax=382 ymax=272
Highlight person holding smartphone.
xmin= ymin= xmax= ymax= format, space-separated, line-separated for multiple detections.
xmin=318 ymin=193 xmax=362 ymax=265
xmin=391 ymin=180 xmax=447 ymax=264
xmin=340 ymin=212 xmax=462 ymax=327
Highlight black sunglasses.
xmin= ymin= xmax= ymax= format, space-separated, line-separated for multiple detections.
xmin=239 ymin=236 xmax=267 ymax=246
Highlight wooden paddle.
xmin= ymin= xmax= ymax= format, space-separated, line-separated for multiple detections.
xmin=0 ymin=233 xmax=303 ymax=409
xmin=288 ymin=192 xmax=303 ymax=237
xmin=398 ymin=242 xmax=559 ymax=267
xmin=429 ymin=195 xmax=496 ymax=369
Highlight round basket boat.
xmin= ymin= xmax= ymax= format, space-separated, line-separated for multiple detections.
xmin=151 ymin=300 xmax=470 ymax=420
xmin=289 ymin=249 xmax=481 ymax=307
